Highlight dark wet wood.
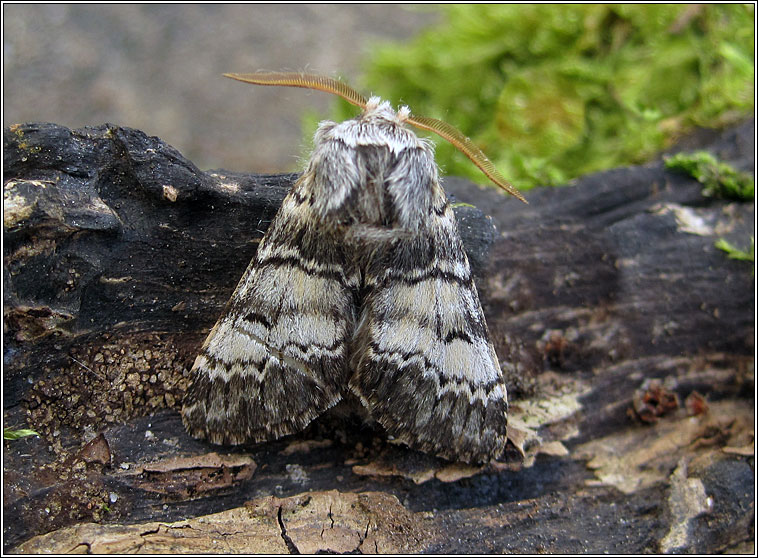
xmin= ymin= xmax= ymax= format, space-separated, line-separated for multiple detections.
xmin=3 ymin=120 xmax=754 ymax=553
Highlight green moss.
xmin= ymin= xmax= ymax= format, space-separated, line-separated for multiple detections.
xmin=665 ymin=151 xmax=754 ymax=200
xmin=4 ymin=428 xmax=39 ymax=440
xmin=715 ymin=237 xmax=754 ymax=263
xmin=305 ymin=4 xmax=754 ymax=191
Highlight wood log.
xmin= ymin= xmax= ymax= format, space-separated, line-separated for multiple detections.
xmin=3 ymin=119 xmax=754 ymax=553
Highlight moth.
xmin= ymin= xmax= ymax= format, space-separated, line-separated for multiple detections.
xmin=182 ymin=72 xmax=526 ymax=463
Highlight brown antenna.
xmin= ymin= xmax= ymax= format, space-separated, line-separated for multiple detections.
xmin=408 ymin=114 xmax=526 ymax=203
xmin=224 ymin=72 xmax=368 ymax=110
xmin=225 ymin=72 xmax=526 ymax=203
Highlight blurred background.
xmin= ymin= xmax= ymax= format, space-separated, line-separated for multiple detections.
xmin=3 ymin=4 xmax=437 ymax=172
xmin=4 ymin=4 xmax=754 ymax=189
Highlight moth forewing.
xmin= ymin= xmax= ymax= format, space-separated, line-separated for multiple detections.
xmin=182 ymin=72 xmax=521 ymax=463
xmin=181 ymin=180 xmax=356 ymax=445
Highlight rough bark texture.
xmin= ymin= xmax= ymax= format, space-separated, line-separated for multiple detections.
xmin=3 ymin=120 xmax=754 ymax=554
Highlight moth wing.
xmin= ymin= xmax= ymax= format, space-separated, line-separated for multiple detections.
xmin=349 ymin=206 xmax=508 ymax=463
xmin=182 ymin=190 xmax=355 ymax=445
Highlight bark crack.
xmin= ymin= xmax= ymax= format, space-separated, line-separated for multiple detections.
xmin=277 ymin=506 xmax=300 ymax=554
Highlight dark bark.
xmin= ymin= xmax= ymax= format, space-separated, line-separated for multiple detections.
xmin=3 ymin=120 xmax=754 ymax=553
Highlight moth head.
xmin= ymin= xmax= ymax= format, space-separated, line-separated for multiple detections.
xmin=363 ymin=96 xmax=412 ymax=125
xmin=224 ymin=71 xmax=527 ymax=203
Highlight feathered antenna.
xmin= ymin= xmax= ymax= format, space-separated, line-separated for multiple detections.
xmin=224 ymin=72 xmax=368 ymax=111
xmin=225 ymin=71 xmax=526 ymax=203
xmin=406 ymin=114 xmax=526 ymax=203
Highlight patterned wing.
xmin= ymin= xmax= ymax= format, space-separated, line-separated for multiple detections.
xmin=349 ymin=198 xmax=508 ymax=464
xmin=182 ymin=184 xmax=356 ymax=445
